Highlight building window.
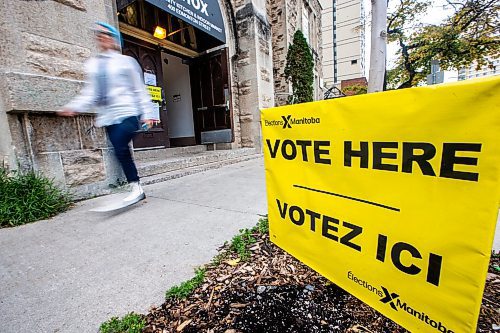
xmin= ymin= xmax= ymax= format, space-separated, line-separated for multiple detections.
xmin=351 ymin=59 xmax=358 ymax=65
xmin=302 ymin=6 xmax=310 ymax=44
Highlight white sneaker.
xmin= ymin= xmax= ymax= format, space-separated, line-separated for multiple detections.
xmin=123 ymin=182 xmax=146 ymax=204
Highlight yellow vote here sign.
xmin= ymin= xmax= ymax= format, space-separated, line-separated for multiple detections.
xmin=147 ymin=85 xmax=162 ymax=102
xmin=261 ymin=77 xmax=500 ymax=333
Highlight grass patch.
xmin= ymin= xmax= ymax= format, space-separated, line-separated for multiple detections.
xmin=227 ymin=216 xmax=269 ymax=261
xmin=230 ymin=228 xmax=257 ymax=260
xmin=254 ymin=215 xmax=269 ymax=234
xmin=211 ymin=249 xmax=229 ymax=266
xmin=99 ymin=312 xmax=145 ymax=333
xmin=166 ymin=267 xmax=206 ymax=300
xmin=210 ymin=216 xmax=270 ymax=265
xmin=0 ymin=168 xmax=72 ymax=227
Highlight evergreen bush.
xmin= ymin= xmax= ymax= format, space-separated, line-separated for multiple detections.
xmin=284 ymin=30 xmax=314 ymax=104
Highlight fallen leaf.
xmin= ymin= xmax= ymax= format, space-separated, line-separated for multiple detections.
xmin=226 ymin=258 xmax=241 ymax=266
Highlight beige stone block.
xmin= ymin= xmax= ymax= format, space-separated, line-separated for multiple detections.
xmin=102 ymin=148 xmax=126 ymax=186
xmin=26 ymin=53 xmax=86 ymax=80
xmin=35 ymin=152 xmax=66 ymax=187
xmin=28 ymin=114 xmax=81 ymax=153
xmin=241 ymin=136 xmax=254 ymax=147
xmin=260 ymin=67 xmax=270 ymax=82
xmin=61 ymin=149 xmax=102 ymax=166
xmin=259 ymin=37 xmax=270 ymax=55
xmin=78 ymin=115 xmax=108 ymax=149
xmin=23 ymin=33 xmax=90 ymax=62
xmin=22 ymin=32 xmax=90 ymax=79
xmin=7 ymin=113 xmax=31 ymax=170
xmin=4 ymin=72 xmax=89 ymax=112
xmin=261 ymin=94 xmax=272 ymax=104
xmin=240 ymin=114 xmax=254 ymax=122
xmin=54 ymin=0 xmax=86 ymax=11
xmin=10 ymin=0 xmax=108 ymax=53
xmin=240 ymin=79 xmax=252 ymax=88
xmin=61 ymin=150 xmax=106 ymax=187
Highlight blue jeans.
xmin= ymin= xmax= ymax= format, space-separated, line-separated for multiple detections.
xmin=106 ymin=116 xmax=140 ymax=183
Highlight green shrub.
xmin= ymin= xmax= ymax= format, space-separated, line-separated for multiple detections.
xmin=211 ymin=217 xmax=269 ymax=266
xmin=284 ymin=30 xmax=314 ymax=104
xmin=166 ymin=267 xmax=206 ymax=299
xmin=254 ymin=216 xmax=269 ymax=234
xmin=0 ymin=168 xmax=72 ymax=227
xmin=230 ymin=228 xmax=257 ymax=260
xmin=100 ymin=312 xmax=145 ymax=333
xmin=342 ymin=84 xmax=367 ymax=96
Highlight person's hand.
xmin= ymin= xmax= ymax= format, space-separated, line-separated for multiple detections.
xmin=58 ymin=108 xmax=77 ymax=117
xmin=141 ymin=119 xmax=155 ymax=130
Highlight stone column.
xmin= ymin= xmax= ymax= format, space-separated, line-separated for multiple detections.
xmin=232 ymin=0 xmax=275 ymax=151
xmin=270 ymin=0 xmax=290 ymax=106
xmin=0 ymin=91 xmax=14 ymax=170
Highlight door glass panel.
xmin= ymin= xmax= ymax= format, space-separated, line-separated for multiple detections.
xmin=211 ymin=56 xmax=224 ymax=105
xmin=200 ymin=60 xmax=213 ymax=107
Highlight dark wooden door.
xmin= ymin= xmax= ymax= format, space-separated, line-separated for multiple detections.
xmin=190 ymin=48 xmax=232 ymax=144
xmin=122 ymin=37 xmax=170 ymax=149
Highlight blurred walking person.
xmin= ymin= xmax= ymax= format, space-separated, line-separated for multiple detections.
xmin=60 ymin=22 xmax=156 ymax=206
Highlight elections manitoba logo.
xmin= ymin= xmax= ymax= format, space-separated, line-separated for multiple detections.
xmin=264 ymin=115 xmax=321 ymax=129
xmin=347 ymin=272 xmax=454 ymax=333
xmin=379 ymin=286 xmax=455 ymax=333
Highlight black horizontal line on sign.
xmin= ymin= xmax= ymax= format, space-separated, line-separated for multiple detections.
xmin=293 ymin=184 xmax=400 ymax=212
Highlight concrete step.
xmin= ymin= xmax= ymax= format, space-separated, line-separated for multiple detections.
xmin=140 ymin=150 xmax=261 ymax=185
xmin=133 ymin=145 xmax=208 ymax=162
xmin=137 ymin=148 xmax=261 ymax=183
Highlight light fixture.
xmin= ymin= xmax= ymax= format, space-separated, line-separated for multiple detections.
xmin=153 ymin=26 xmax=167 ymax=39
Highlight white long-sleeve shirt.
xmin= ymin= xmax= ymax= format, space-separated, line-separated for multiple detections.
xmin=65 ymin=50 xmax=157 ymax=127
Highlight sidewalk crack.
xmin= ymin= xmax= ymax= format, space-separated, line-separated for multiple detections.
xmin=147 ymin=195 xmax=261 ymax=216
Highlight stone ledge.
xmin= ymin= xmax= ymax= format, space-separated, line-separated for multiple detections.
xmin=1 ymin=72 xmax=90 ymax=112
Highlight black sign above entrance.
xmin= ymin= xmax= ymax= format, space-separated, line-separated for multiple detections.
xmin=145 ymin=0 xmax=226 ymax=44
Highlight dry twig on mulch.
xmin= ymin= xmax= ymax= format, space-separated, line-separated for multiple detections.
xmin=143 ymin=227 xmax=500 ymax=333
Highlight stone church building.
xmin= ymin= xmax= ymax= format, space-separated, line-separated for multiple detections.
xmin=0 ymin=0 xmax=322 ymax=198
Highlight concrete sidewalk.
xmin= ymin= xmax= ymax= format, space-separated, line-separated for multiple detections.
xmin=0 ymin=158 xmax=267 ymax=333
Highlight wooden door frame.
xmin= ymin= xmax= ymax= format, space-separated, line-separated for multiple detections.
xmin=189 ymin=48 xmax=233 ymax=144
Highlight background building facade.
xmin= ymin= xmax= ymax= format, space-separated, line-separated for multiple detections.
xmin=458 ymin=58 xmax=500 ymax=81
xmin=269 ymin=0 xmax=323 ymax=106
xmin=320 ymin=0 xmax=365 ymax=89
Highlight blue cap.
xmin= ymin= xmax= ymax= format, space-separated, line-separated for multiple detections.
xmin=96 ymin=21 xmax=122 ymax=46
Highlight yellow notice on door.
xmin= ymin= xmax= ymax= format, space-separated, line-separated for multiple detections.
xmin=147 ymin=86 xmax=162 ymax=102
xmin=261 ymin=77 xmax=500 ymax=333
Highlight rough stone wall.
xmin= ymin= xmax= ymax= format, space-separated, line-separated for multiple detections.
xmin=0 ymin=0 xmax=122 ymax=198
xmin=270 ymin=0 xmax=289 ymax=106
xmin=0 ymin=0 xmax=116 ymax=112
xmin=271 ymin=0 xmax=323 ymax=106
xmin=265 ymin=0 xmax=273 ymax=22
xmin=230 ymin=0 xmax=274 ymax=149
xmin=286 ymin=0 xmax=299 ymax=44
xmin=221 ymin=0 xmax=242 ymax=148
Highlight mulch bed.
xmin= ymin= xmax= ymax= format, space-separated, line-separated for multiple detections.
xmin=143 ymin=230 xmax=500 ymax=333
